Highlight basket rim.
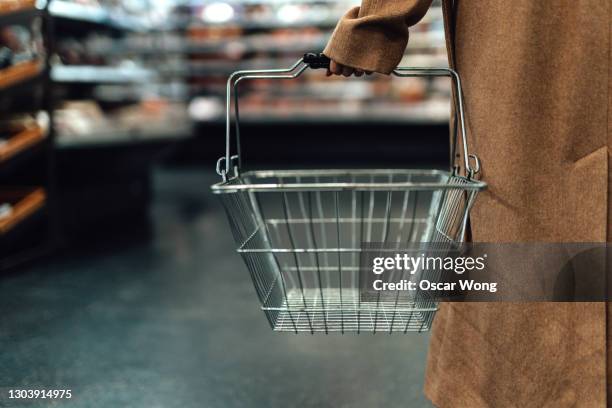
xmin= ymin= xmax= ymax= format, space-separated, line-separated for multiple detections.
xmin=211 ymin=169 xmax=487 ymax=193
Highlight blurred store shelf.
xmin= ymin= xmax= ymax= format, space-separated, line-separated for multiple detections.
xmin=0 ymin=187 xmax=46 ymax=235
xmin=187 ymin=36 xmax=328 ymax=54
xmin=49 ymin=0 xmax=106 ymax=24
xmin=197 ymin=18 xmax=339 ymax=30
xmin=0 ymin=0 xmax=54 ymax=269
xmin=51 ymin=65 xmax=157 ymax=83
xmin=193 ymin=100 xmax=450 ymax=125
xmin=55 ymin=98 xmax=191 ymax=148
xmin=49 ymin=0 xmax=151 ymax=32
xmin=50 ymin=0 xmax=189 ymax=153
xmin=78 ymin=20 xmax=437 ymax=58
xmin=56 ymin=126 xmax=192 ymax=149
xmin=184 ymin=1 xmax=448 ymax=126
xmin=184 ymin=30 xmax=442 ymax=55
xmin=0 ymin=0 xmax=36 ymax=14
xmin=0 ymin=60 xmax=44 ymax=91
xmin=0 ymin=0 xmax=40 ymax=26
xmin=0 ymin=125 xmax=46 ymax=164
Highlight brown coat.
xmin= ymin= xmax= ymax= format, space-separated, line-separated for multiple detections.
xmin=324 ymin=0 xmax=611 ymax=406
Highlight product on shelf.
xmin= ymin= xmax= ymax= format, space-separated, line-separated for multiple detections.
xmin=55 ymin=99 xmax=190 ymax=144
xmin=0 ymin=16 xmax=45 ymax=90
xmin=0 ymin=17 xmax=44 ymax=69
xmin=0 ymin=203 xmax=12 ymax=220
xmin=0 ymin=113 xmax=48 ymax=162
xmin=0 ymin=113 xmax=40 ymax=136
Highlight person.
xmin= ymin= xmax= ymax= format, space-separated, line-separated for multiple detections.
xmin=324 ymin=0 xmax=610 ymax=406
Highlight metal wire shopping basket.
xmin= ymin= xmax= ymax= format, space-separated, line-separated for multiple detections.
xmin=212 ymin=53 xmax=486 ymax=334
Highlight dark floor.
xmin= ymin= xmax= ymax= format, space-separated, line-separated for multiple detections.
xmin=0 ymin=167 xmax=433 ymax=408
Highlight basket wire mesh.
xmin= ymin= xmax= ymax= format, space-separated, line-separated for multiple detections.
xmin=212 ymin=56 xmax=486 ymax=334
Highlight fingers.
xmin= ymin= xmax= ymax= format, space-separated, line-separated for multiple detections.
xmin=326 ymin=60 xmax=371 ymax=77
xmin=329 ymin=60 xmax=343 ymax=75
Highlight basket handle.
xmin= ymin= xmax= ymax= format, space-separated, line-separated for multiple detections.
xmin=217 ymin=53 xmax=481 ymax=181
xmin=303 ymin=52 xmax=331 ymax=69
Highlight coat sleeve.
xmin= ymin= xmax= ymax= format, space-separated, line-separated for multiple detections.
xmin=323 ymin=0 xmax=433 ymax=74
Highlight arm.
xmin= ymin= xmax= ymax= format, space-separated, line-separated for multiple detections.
xmin=323 ymin=0 xmax=433 ymax=75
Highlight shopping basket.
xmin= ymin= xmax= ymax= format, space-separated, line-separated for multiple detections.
xmin=212 ymin=53 xmax=486 ymax=334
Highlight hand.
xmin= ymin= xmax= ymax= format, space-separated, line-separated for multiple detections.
xmin=326 ymin=60 xmax=372 ymax=77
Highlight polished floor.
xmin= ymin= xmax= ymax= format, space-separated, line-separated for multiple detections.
xmin=0 ymin=168 xmax=432 ymax=408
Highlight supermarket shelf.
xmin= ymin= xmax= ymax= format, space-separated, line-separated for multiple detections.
xmin=205 ymin=0 xmax=441 ymax=15
xmin=51 ymin=65 xmax=157 ymax=84
xmin=0 ymin=187 xmax=46 ymax=235
xmin=49 ymin=0 xmax=107 ymax=25
xmin=188 ymin=17 xmax=339 ymax=30
xmin=0 ymin=0 xmax=36 ymax=14
xmin=92 ymin=84 xmax=189 ymax=103
xmin=92 ymin=38 xmax=444 ymax=59
xmin=0 ymin=126 xmax=46 ymax=165
xmin=56 ymin=126 xmax=192 ymax=149
xmin=186 ymin=58 xmax=296 ymax=76
xmin=83 ymin=36 xmax=327 ymax=56
xmin=187 ymin=37 xmax=328 ymax=54
xmin=0 ymin=0 xmax=53 ymax=268
xmin=0 ymin=0 xmax=40 ymax=25
xmin=197 ymin=112 xmax=449 ymax=125
xmin=96 ymin=37 xmax=329 ymax=56
xmin=49 ymin=0 xmax=150 ymax=32
xmin=0 ymin=60 xmax=44 ymax=91
xmin=185 ymin=5 xmax=442 ymax=31
xmin=207 ymin=0 xmax=358 ymax=4
xmin=185 ymin=31 xmax=442 ymax=56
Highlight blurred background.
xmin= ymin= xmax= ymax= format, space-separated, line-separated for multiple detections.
xmin=0 ymin=0 xmax=449 ymax=406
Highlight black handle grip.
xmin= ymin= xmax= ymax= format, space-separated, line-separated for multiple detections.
xmin=304 ymin=53 xmax=331 ymax=69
